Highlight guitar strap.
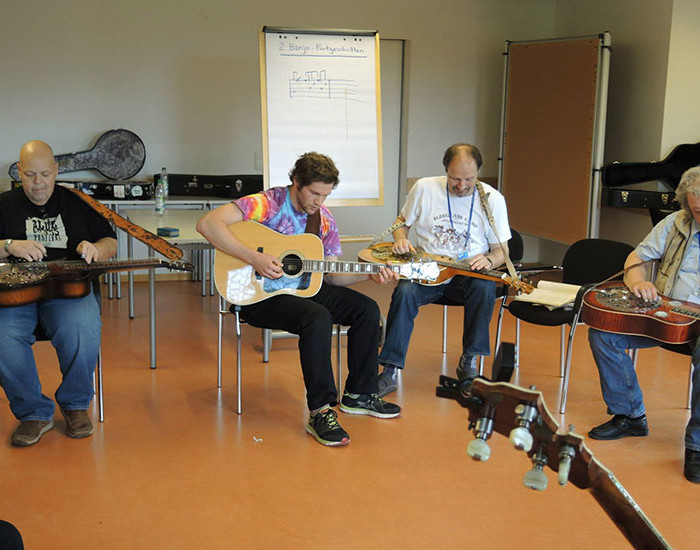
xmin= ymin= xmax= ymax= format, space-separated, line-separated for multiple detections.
xmin=371 ymin=219 xmax=406 ymax=245
xmin=475 ymin=182 xmax=518 ymax=280
xmin=305 ymin=210 xmax=321 ymax=236
xmin=66 ymin=187 xmax=184 ymax=261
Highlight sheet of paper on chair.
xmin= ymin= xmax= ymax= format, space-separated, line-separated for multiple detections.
xmin=513 ymin=280 xmax=581 ymax=308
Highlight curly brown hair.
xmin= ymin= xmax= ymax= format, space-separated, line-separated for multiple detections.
xmin=288 ymin=152 xmax=339 ymax=188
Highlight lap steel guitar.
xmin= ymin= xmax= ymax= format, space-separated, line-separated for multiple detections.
xmin=214 ymin=221 xmax=439 ymax=306
xmin=582 ymin=281 xmax=700 ymax=344
xmin=358 ymin=242 xmax=533 ymax=294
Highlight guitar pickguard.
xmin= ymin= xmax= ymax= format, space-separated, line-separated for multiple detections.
xmin=224 ymin=265 xmax=313 ymax=304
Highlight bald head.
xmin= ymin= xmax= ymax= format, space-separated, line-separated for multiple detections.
xmin=17 ymin=140 xmax=58 ymax=206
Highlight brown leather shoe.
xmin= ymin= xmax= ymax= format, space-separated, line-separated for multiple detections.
xmin=60 ymin=409 xmax=93 ymax=438
xmin=10 ymin=419 xmax=54 ymax=447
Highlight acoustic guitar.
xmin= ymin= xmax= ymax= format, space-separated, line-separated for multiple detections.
xmin=358 ymin=242 xmax=534 ymax=294
xmin=436 ymin=375 xmax=671 ymax=549
xmin=213 ymin=222 xmax=440 ymax=306
xmin=0 ymin=258 xmax=193 ymax=307
xmin=582 ymin=281 xmax=700 ymax=344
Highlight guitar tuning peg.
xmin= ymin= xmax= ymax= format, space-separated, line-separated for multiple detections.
xmin=467 ymin=438 xmax=491 ymax=461
xmin=467 ymin=401 xmax=495 ymax=462
xmin=557 ymin=444 xmax=576 ymax=486
xmin=523 ymin=442 xmax=549 ymax=491
xmin=509 ymin=402 xmax=538 ymax=452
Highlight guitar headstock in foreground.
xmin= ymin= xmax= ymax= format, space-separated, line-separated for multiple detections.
xmin=436 ymin=375 xmax=670 ymax=549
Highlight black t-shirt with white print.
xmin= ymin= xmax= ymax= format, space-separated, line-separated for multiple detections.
xmin=0 ymin=186 xmax=116 ymax=261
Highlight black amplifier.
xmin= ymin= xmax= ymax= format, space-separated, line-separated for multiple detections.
xmin=11 ymin=180 xmax=153 ymax=200
xmin=161 ymin=174 xmax=263 ymax=198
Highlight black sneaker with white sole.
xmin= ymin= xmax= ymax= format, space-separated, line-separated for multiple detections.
xmin=340 ymin=393 xmax=401 ymax=418
xmin=306 ymin=408 xmax=350 ymax=446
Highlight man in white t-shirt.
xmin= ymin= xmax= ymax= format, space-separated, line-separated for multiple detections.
xmin=377 ymin=143 xmax=511 ymax=396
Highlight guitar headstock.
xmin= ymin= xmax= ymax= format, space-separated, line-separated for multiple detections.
xmin=395 ymin=261 xmax=440 ymax=282
xmin=163 ymin=259 xmax=194 ymax=272
xmin=437 ymin=375 xmax=600 ymax=490
xmin=436 ymin=375 xmax=671 ymax=548
xmin=504 ymin=275 xmax=535 ymax=295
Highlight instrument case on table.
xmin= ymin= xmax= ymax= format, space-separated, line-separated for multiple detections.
xmin=11 ymin=180 xmax=153 ymax=200
xmin=161 ymin=174 xmax=263 ymax=199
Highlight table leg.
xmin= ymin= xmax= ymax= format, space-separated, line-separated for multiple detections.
xmin=201 ymin=248 xmax=207 ymax=297
xmin=128 ymin=233 xmax=135 ymax=319
xmin=149 ymin=248 xmax=157 ymax=369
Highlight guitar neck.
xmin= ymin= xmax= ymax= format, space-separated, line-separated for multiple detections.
xmin=435 ymin=258 xmax=506 ymax=280
xmin=44 ymin=258 xmax=181 ymax=276
xmin=302 ymin=259 xmax=394 ymax=276
xmin=589 ymin=463 xmax=671 ymax=549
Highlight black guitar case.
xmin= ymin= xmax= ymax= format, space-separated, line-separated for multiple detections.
xmin=8 ymin=129 xmax=146 ymax=181
xmin=601 ymin=142 xmax=700 ymax=224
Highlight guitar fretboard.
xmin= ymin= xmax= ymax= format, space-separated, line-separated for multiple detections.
xmin=672 ymin=306 xmax=700 ymax=320
xmin=302 ymin=259 xmax=388 ymax=274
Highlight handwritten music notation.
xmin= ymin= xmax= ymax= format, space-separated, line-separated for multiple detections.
xmin=289 ymin=70 xmax=360 ymax=102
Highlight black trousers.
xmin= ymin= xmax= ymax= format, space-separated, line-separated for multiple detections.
xmin=239 ymin=284 xmax=381 ymax=410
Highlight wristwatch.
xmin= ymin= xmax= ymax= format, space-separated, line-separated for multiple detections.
xmin=4 ymin=239 xmax=12 ymax=254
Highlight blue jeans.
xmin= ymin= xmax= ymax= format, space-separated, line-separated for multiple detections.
xmin=0 ymin=289 xmax=101 ymax=421
xmin=378 ymin=277 xmax=496 ymax=369
xmin=588 ymin=328 xmax=700 ymax=452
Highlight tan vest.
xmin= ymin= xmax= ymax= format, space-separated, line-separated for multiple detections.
xmin=655 ymin=210 xmax=694 ymax=295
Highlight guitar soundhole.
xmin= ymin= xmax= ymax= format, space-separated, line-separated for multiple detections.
xmin=281 ymin=254 xmax=303 ymax=277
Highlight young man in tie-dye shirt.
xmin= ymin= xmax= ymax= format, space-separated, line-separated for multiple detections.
xmin=197 ymin=152 xmax=401 ymax=446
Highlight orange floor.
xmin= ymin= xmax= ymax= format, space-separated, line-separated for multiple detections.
xmin=1 ymin=279 xmax=698 ymax=549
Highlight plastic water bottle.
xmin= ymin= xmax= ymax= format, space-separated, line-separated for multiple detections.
xmin=160 ymin=167 xmax=169 ymax=197
xmin=154 ymin=178 xmax=166 ymax=215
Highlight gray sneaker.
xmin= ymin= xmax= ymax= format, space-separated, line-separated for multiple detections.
xmin=10 ymin=419 xmax=54 ymax=447
xmin=377 ymin=370 xmax=398 ymax=397
xmin=456 ymin=354 xmax=479 ymax=381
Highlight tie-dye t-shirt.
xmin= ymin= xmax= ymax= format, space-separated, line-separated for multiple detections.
xmin=234 ymin=185 xmax=341 ymax=257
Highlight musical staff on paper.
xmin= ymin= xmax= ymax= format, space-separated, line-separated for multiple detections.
xmin=289 ymin=70 xmax=360 ymax=102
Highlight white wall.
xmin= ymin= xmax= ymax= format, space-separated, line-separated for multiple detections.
xmin=660 ymin=0 xmax=700 ymax=154
xmin=0 ymin=1 xmax=554 ymax=189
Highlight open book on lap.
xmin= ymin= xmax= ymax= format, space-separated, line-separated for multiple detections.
xmin=513 ymin=280 xmax=581 ymax=309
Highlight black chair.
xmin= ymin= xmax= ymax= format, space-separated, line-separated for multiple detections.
xmin=436 ymin=228 xmax=525 ymax=373
xmin=506 ymin=238 xmax=634 ymax=414
xmin=33 ymin=280 xmax=104 ymax=422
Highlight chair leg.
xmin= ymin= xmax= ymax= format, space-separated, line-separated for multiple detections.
xmin=235 ymin=309 xmax=243 ymax=415
xmin=559 ymin=319 xmax=581 ymax=415
xmin=336 ymin=325 xmax=343 ymax=397
xmin=218 ymin=297 xmax=225 ymax=389
xmin=262 ymin=328 xmax=271 ymax=363
xmin=515 ymin=318 xmax=521 ymax=370
xmin=494 ymin=295 xmax=508 ymax=352
xmin=442 ymin=305 xmax=448 ymax=353
xmin=688 ymin=360 xmax=693 ymax=410
xmin=96 ymin=347 xmax=104 ymax=423
xmin=559 ymin=325 xmax=566 ymax=378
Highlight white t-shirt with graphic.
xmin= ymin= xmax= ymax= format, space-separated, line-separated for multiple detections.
xmin=401 ymin=176 xmax=510 ymax=259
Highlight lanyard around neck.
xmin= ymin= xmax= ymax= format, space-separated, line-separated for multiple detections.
xmin=446 ymin=182 xmax=476 ymax=252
